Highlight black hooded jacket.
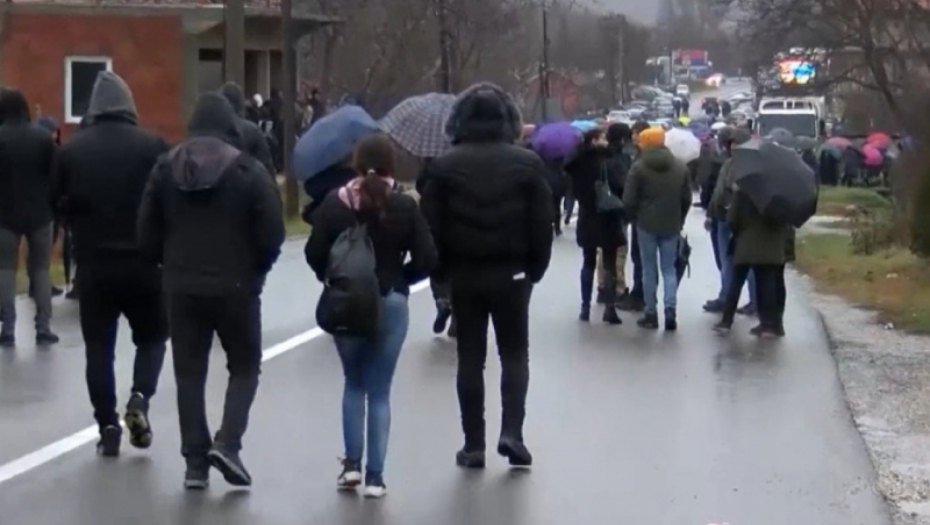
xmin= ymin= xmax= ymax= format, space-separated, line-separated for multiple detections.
xmin=0 ymin=89 xmax=56 ymax=234
xmin=54 ymin=71 xmax=170 ymax=265
xmin=220 ymin=82 xmax=276 ymax=177
xmin=420 ymin=82 xmax=553 ymax=283
xmin=137 ymin=92 xmax=285 ymax=296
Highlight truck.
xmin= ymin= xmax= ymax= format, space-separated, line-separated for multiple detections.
xmin=755 ymin=96 xmax=826 ymax=138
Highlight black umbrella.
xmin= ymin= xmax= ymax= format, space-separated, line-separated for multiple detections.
xmin=731 ymin=138 xmax=817 ymax=227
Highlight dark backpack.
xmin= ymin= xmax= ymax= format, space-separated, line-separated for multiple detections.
xmin=315 ymin=222 xmax=382 ymax=337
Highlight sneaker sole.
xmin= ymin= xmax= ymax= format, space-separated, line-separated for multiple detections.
xmin=124 ymin=410 xmax=152 ymax=449
xmin=363 ymin=487 xmax=387 ymax=498
xmin=184 ymin=479 xmax=209 ymax=490
xmin=207 ymin=450 xmax=251 ymax=486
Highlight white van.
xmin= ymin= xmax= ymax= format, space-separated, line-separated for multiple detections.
xmin=675 ymin=84 xmax=690 ymax=98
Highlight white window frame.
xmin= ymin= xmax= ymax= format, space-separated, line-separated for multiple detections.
xmin=64 ymin=56 xmax=113 ymax=124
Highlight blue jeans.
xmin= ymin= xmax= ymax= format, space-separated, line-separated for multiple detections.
xmin=333 ymin=292 xmax=409 ymax=480
xmin=716 ymin=221 xmax=757 ymax=306
xmin=637 ymin=227 xmax=679 ymax=315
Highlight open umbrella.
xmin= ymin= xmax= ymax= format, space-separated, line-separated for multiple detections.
xmin=379 ymin=92 xmax=455 ymax=158
xmin=731 ymin=138 xmax=817 ymax=227
xmin=765 ymin=127 xmax=795 ymax=148
xmin=794 ymin=136 xmax=818 ymax=151
xmin=862 ymin=144 xmax=884 ymax=167
xmin=710 ymin=121 xmax=728 ymax=131
xmin=293 ymin=105 xmax=379 ymax=182
xmin=531 ymin=122 xmax=581 ymax=162
xmin=571 ymin=120 xmax=599 ymax=132
xmin=867 ymin=131 xmax=892 ymax=148
xmin=826 ymin=136 xmax=852 ymax=149
xmin=665 ymin=127 xmax=702 ymax=163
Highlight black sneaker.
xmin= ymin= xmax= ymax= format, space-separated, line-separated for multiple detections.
xmin=497 ymin=437 xmax=532 ymax=468
xmin=363 ymin=474 xmax=387 ymax=498
xmin=447 ymin=317 xmax=457 ymax=338
xmin=712 ymin=321 xmax=732 ymax=334
xmin=207 ymin=447 xmax=252 ymax=487
xmin=0 ymin=333 xmax=14 ymax=348
xmin=702 ymin=299 xmax=724 ymax=313
xmin=51 ymin=286 xmax=64 ymax=297
xmin=579 ymin=303 xmax=591 ymax=322
xmin=65 ymin=288 xmax=79 ymax=300
xmin=96 ymin=425 xmax=122 ymax=457
xmin=36 ymin=331 xmax=59 ymax=345
xmin=455 ymin=448 xmax=486 ymax=469
xmin=124 ymin=392 xmax=152 ymax=449
xmin=432 ymin=304 xmax=452 ymax=334
xmin=637 ymin=314 xmax=659 ymax=330
xmin=336 ymin=458 xmax=362 ymax=490
xmin=664 ymin=308 xmax=677 ymax=331
xmin=736 ymin=303 xmax=757 ymax=317
xmin=184 ymin=458 xmax=210 ymax=490
xmin=750 ymin=324 xmax=783 ymax=338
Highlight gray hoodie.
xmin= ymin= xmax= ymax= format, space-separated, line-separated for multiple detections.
xmin=86 ymin=71 xmax=138 ymax=123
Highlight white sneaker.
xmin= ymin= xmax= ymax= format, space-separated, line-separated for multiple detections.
xmin=336 ymin=459 xmax=361 ymax=490
xmin=363 ymin=483 xmax=387 ymax=498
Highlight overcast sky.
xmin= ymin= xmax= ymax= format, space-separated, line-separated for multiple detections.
xmin=588 ymin=0 xmax=658 ymax=22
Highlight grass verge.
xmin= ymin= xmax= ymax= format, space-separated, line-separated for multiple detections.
xmin=817 ymin=186 xmax=893 ymax=217
xmin=795 ymin=233 xmax=930 ymax=333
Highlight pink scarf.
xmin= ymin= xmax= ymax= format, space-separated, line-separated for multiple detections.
xmin=338 ymin=174 xmax=396 ymax=210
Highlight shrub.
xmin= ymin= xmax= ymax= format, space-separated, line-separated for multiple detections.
xmin=850 ymin=209 xmax=899 ymax=255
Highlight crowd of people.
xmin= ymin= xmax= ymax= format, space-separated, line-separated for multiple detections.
xmin=0 ymin=72 xmax=795 ymax=499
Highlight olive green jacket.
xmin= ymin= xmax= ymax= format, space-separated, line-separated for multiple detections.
xmin=728 ymin=190 xmax=789 ymax=265
xmin=622 ymin=146 xmax=691 ymax=237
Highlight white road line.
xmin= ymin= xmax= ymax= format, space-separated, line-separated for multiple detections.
xmin=0 ymin=279 xmax=431 ymax=486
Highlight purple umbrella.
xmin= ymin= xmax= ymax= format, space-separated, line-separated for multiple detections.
xmin=531 ymin=122 xmax=581 ymax=162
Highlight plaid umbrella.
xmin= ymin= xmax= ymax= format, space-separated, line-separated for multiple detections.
xmin=379 ymin=93 xmax=455 ymax=158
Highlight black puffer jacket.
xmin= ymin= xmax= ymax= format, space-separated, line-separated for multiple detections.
xmin=564 ymin=143 xmax=626 ymax=250
xmin=138 ymin=92 xmax=285 ymax=296
xmin=0 ymin=89 xmax=56 ymax=234
xmin=220 ymin=82 xmax=276 ymax=178
xmin=420 ymin=82 xmax=553 ymax=283
xmin=54 ymin=71 xmax=169 ymax=265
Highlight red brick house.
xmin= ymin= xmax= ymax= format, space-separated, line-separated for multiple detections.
xmin=0 ymin=0 xmax=335 ymax=143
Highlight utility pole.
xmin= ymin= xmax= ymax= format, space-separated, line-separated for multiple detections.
xmin=223 ymin=0 xmax=245 ymax=86
xmin=437 ymin=0 xmax=452 ymax=93
xmin=281 ymin=0 xmax=299 ymax=218
xmin=617 ymin=14 xmax=627 ymax=103
xmin=540 ymin=1 xmax=550 ymax=121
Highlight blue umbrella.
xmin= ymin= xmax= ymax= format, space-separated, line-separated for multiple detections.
xmin=293 ymin=105 xmax=379 ymax=182
xmin=571 ymin=120 xmax=599 ymax=132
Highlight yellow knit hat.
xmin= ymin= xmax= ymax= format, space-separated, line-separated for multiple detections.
xmin=637 ymin=128 xmax=666 ymax=150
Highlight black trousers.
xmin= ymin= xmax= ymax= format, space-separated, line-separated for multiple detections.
xmin=581 ymin=245 xmax=617 ymax=305
xmin=551 ymin=191 xmax=563 ymax=231
xmin=78 ymin=262 xmax=168 ymax=429
xmin=168 ymin=292 xmax=262 ymax=459
xmin=452 ymin=275 xmax=532 ymax=451
xmin=722 ymin=264 xmax=786 ymax=328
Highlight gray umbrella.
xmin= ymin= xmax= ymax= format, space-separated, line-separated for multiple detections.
xmin=765 ymin=127 xmax=796 ymax=148
xmin=794 ymin=136 xmax=818 ymax=151
xmin=731 ymin=138 xmax=818 ymax=227
xmin=379 ymin=93 xmax=455 ymax=158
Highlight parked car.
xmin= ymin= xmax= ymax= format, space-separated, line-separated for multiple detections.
xmin=675 ymin=84 xmax=691 ymax=99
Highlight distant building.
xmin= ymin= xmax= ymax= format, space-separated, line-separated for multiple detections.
xmin=0 ymin=0 xmax=335 ymax=142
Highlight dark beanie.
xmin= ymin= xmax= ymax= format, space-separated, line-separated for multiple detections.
xmin=606 ymin=122 xmax=632 ymax=145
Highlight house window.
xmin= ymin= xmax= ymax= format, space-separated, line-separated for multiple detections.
xmin=64 ymin=56 xmax=112 ymax=124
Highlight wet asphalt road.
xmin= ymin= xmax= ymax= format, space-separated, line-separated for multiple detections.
xmin=0 ymin=202 xmax=892 ymax=525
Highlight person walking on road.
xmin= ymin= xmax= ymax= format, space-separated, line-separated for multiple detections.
xmin=622 ymin=127 xmax=691 ymax=331
xmin=219 ymin=82 xmax=276 ymax=177
xmin=564 ymin=128 xmax=625 ymax=325
xmin=713 ymin=187 xmax=789 ymax=337
xmin=305 ymin=133 xmax=436 ymax=498
xmin=618 ymin=121 xmax=650 ymax=313
xmin=420 ymin=82 xmax=554 ymax=469
xmin=706 ymin=128 xmax=758 ymax=316
xmin=595 ymin=123 xmax=634 ymax=305
xmin=415 ymin=159 xmax=456 ymax=338
xmin=138 ymin=92 xmax=285 ymax=489
xmin=53 ymin=71 xmax=170 ymax=457
xmin=0 ymin=88 xmax=59 ymax=347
